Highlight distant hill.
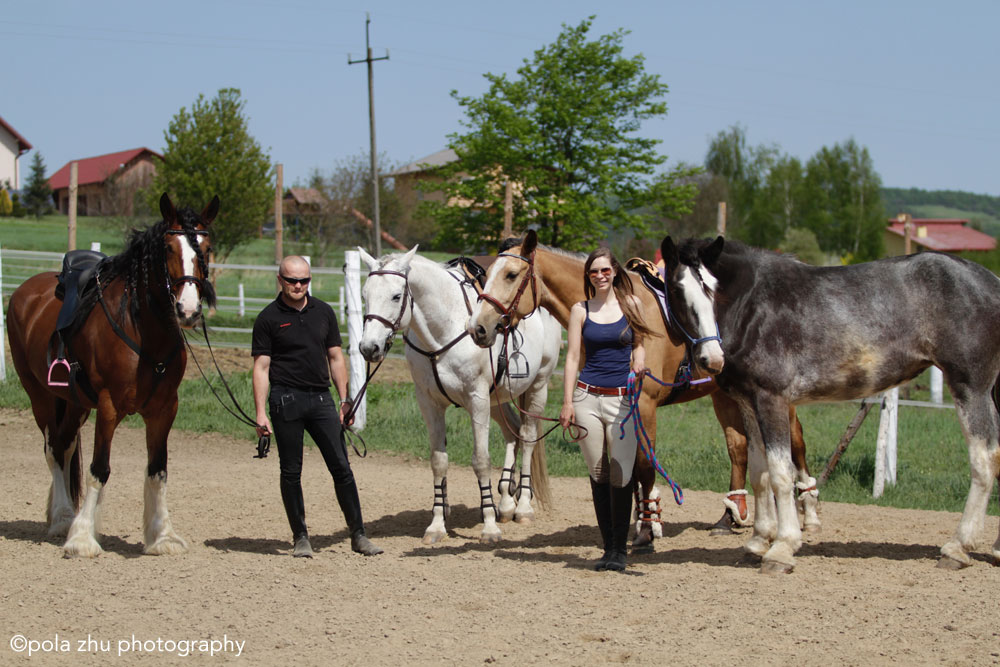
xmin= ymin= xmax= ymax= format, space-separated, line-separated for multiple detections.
xmin=882 ymin=187 xmax=1000 ymax=237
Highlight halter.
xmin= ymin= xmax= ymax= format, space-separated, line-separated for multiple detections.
xmin=476 ymin=251 xmax=538 ymax=331
xmin=664 ymin=266 xmax=722 ymax=351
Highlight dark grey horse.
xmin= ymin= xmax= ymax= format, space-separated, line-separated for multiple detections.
xmin=660 ymin=235 xmax=1000 ymax=574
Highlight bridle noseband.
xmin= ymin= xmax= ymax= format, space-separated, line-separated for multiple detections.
xmin=476 ymin=251 xmax=538 ymax=331
xmin=665 ymin=266 xmax=722 ymax=351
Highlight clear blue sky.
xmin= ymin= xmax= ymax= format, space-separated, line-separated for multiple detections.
xmin=4 ymin=0 xmax=998 ymax=196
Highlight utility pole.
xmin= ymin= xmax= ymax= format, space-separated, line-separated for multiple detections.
xmin=349 ymin=12 xmax=389 ymax=257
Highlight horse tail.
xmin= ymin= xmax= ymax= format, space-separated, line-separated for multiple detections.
xmin=69 ymin=431 xmax=83 ymax=509
xmin=530 ymin=435 xmax=551 ymax=509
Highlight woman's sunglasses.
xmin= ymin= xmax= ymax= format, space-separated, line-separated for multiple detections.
xmin=587 ymin=267 xmax=613 ymax=277
xmin=280 ymin=274 xmax=312 ymax=286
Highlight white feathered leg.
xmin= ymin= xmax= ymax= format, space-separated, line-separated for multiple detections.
xmin=63 ymin=471 xmax=104 ymax=558
xmin=143 ymin=471 xmax=188 ymax=555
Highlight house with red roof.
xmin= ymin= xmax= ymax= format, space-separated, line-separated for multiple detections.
xmin=48 ymin=148 xmax=162 ymax=216
xmin=0 ymin=114 xmax=33 ymax=190
xmin=884 ymin=214 xmax=996 ymax=256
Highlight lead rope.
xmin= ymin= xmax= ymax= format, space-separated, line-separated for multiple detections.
xmin=621 ymin=370 xmax=684 ymax=505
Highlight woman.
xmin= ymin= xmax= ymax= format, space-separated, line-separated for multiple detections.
xmin=559 ymin=247 xmax=655 ymax=572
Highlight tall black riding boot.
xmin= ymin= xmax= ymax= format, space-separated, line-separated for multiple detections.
xmin=280 ymin=480 xmax=312 ymax=557
xmin=590 ymin=477 xmax=613 ymax=571
xmin=334 ymin=481 xmax=383 ymax=556
xmin=605 ymin=484 xmax=634 ymax=572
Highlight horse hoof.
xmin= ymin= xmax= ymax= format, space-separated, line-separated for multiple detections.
xmin=761 ymin=560 xmax=794 ymax=575
xmin=497 ymin=514 xmax=513 ymax=524
xmin=422 ymin=531 xmax=447 ymax=545
xmin=63 ymin=539 xmax=103 ymax=558
xmin=709 ymin=525 xmax=736 ymax=537
xmin=514 ymin=513 xmax=534 ymax=525
xmin=936 ymin=554 xmax=970 ymax=570
xmin=145 ymin=535 xmax=189 ymax=556
xmin=802 ymin=523 xmax=822 ymax=534
xmin=480 ymin=532 xmax=502 ymax=545
xmin=47 ymin=519 xmax=73 ymax=538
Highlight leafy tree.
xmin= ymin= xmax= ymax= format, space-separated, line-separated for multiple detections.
xmin=22 ymin=152 xmax=53 ymax=219
xmin=423 ymin=17 xmax=673 ymax=252
xmin=779 ymin=227 xmax=825 ymax=265
xmin=149 ymin=88 xmax=273 ymax=261
xmin=0 ymin=187 xmax=12 ymax=216
xmin=800 ymin=138 xmax=885 ymax=261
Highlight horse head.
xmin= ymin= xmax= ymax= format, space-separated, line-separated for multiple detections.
xmin=660 ymin=235 xmax=726 ymax=375
xmin=467 ymin=229 xmax=540 ymax=347
xmin=358 ymin=245 xmax=418 ymax=362
xmin=160 ymin=193 xmax=217 ymax=329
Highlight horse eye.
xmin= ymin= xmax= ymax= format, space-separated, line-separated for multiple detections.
xmin=506 ymin=272 xmax=517 ymax=281
xmin=392 ymin=293 xmax=401 ymax=302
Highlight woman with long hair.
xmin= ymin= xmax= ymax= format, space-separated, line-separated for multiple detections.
xmin=559 ymin=247 xmax=655 ymax=572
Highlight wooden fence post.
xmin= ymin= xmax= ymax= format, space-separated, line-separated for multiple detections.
xmin=68 ymin=162 xmax=78 ymax=251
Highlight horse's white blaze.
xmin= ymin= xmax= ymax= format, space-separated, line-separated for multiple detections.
xmin=679 ymin=266 xmax=725 ymax=371
xmin=144 ymin=471 xmax=188 ymax=554
xmin=63 ymin=471 xmax=104 ymax=558
xmin=175 ymin=234 xmax=200 ymax=319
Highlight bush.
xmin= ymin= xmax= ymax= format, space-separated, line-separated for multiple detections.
xmin=0 ymin=189 xmax=11 ymax=216
xmin=10 ymin=192 xmax=26 ymax=218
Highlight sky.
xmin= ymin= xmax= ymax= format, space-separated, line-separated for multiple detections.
xmin=3 ymin=0 xmax=999 ymax=196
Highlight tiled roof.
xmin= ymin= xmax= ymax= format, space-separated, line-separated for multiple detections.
xmin=886 ymin=218 xmax=996 ymax=252
xmin=0 ymin=114 xmax=32 ymax=153
xmin=48 ymin=148 xmax=162 ymax=190
xmin=286 ymin=187 xmax=325 ymax=206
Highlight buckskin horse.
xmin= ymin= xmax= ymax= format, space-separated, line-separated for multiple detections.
xmin=358 ymin=246 xmax=562 ymax=544
xmin=660 ymin=235 xmax=1000 ymax=573
xmin=466 ymin=231 xmax=819 ymax=550
xmin=7 ymin=193 xmax=217 ymax=557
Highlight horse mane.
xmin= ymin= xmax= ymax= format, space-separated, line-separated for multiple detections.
xmin=93 ymin=206 xmax=216 ymax=325
xmin=498 ymin=236 xmax=587 ymax=261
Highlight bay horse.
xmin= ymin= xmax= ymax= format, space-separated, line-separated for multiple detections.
xmin=661 ymin=235 xmax=1000 ymax=573
xmin=358 ymin=247 xmax=562 ymax=544
xmin=7 ymin=193 xmax=217 ymax=557
xmin=466 ymin=230 xmax=818 ymax=549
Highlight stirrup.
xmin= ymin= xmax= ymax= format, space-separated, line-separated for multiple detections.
xmin=47 ymin=358 xmax=71 ymax=387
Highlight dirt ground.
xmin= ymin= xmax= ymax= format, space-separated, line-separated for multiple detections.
xmin=2 ymin=397 xmax=1000 ymax=666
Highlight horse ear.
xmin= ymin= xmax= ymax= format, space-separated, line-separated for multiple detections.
xmin=159 ymin=193 xmax=176 ymax=223
xmin=660 ymin=236 xmax=679 ymax=271
xmin=399 ymin=245 xmax=419 ymax=270
xmin=358 ymin=247 xmax=379 ymax=272
xmin=701 ymin=236 xmax=725 ymax=268
xmin=522 ymin=229 xmax=538 ymax=255
xmin=201 ymin=195 xmax=220 ymax=225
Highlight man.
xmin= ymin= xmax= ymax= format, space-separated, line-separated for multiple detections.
xmin=252 ymin=255 xmax=382 ymax=557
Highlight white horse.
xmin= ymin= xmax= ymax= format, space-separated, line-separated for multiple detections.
xmin=358 ymin=247 xmax=562 ymax=544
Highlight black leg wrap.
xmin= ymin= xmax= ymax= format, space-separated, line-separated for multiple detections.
xmin=497 ymin=467 xmax=516 ymax=497
xmin=479 ymin=483 xmax=497 ymax=523
xmin=434 ymin=478 xmax=450 ymax=520
xmin=515 ymin=472 xmax=532 ymax=501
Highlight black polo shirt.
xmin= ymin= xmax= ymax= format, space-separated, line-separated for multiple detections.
xmin=251 ymin=295 xmax=342 ymax=391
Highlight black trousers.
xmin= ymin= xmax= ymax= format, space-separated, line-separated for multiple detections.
xmin=269 ymin=386 xmax=364 ymax=539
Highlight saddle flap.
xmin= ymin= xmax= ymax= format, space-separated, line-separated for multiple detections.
xmin=56 ymin=249 xmax=108 ymax=301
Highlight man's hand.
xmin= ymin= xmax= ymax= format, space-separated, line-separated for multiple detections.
xmin=340 ymin=399 xmax=354 ymax=427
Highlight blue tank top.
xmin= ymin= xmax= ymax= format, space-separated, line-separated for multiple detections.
xmin=578 ymin=303 xmax=633 ymax=388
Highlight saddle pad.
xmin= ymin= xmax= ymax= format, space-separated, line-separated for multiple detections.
xmin=625 ymin=257 xmax=671 ymax=331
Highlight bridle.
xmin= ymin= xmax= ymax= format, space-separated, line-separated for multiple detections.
xmin=164 ymin=228 xmax=210 ymax=299
xmin=476 ymin=250 xmax=538 ymax=331
xmin=665 ymin=265 xmax=722 ymax=351
xmin=362 ymin=268 xmax=412 ymax=348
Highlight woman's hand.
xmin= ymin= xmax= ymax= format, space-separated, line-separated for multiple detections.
xmin=559 ymin=403 xmax=575 ymax=429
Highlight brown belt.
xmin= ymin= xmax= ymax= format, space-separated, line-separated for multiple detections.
xmin=576 ymin=380 xmax=628 ymax=397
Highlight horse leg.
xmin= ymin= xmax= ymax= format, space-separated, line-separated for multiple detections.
xmin=471 ymin=401 xmax=501 ymax=544
xmin=789 ymin=407 xmax=820 ymax=533
xmin=142 ymin=403 xmax=188 ymax=555
xmin=631 ymin=395 xmax=661 ymax=552
xmin=752 ymin=396 xmax=801 ymax=574
xmin=415 ymin=390 xmax=450 ymax=544
xmin=709 ymin=392 xmax=751 ymax=535
xmin=741 ymin=401 xmax=776 ymax=560
xmin=939 ymin=391 xmax=999 ymax=569
xmin=514 ymin=381 xmax=551 ymax=524
xmin=491 ymin=403 xmax=520 ymax=523
xmin=64 ymin=391 xmax=119 ymax=557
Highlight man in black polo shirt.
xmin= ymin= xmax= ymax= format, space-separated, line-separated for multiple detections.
xmin=252 ymin=255 xmax=382 ymax=557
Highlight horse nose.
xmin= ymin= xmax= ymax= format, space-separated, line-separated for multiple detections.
xmin=698 ymin=342 xmax=725 ymax=375
xmin=472 ymin=323 xmax=489 ymax=345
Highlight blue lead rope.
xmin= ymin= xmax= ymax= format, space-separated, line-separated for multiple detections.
xmin=621 ymin=370 xmax=684 ymax=505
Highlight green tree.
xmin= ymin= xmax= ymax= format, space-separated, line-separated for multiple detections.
xmin=0 ymin=187 xmax=12 ymax=216
xmin=22 ymin=152 xmax=53 ymax=219
xmin=800 ymin=139 xmax=885 ymax=261
xmin=149 ymin=88 xmax=273 ymax=261
xmin=423 ymin=17 xmax=673 ymax=252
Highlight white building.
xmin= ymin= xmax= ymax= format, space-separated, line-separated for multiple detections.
xmin=0 ymin=115 xmax=33 ymax=190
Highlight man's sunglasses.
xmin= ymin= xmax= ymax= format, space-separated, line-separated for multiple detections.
xmin=587 ymin=267 xmax=613 ymax=277
xmin=280 ymin=274 xmax=312 ymax=286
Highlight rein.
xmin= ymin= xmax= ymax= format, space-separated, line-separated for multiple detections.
xmin=621 ymin=370 xmax=684 ymax=505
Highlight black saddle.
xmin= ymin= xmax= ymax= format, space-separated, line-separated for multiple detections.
xmin=444 ymin=256 xmax=487 ymax=289
xmin=55 ymin=249 xmax=107 ymax=333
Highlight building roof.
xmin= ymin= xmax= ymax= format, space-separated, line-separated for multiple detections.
xmin=388 ymin=148 xmax=458 ymax=176
xmin=48 ymin=148 xmax=162 ymax=190
xmin=886 ymin=217 xmax=996 ymax=252
xmin=0 ymin=114 xmax=32 ymax=154
xmin=285 ymin=187 xmax=325 ymax=206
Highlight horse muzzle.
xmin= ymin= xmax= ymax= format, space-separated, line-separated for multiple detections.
xmin=697 ymin=341 xmax=725 ymax=375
